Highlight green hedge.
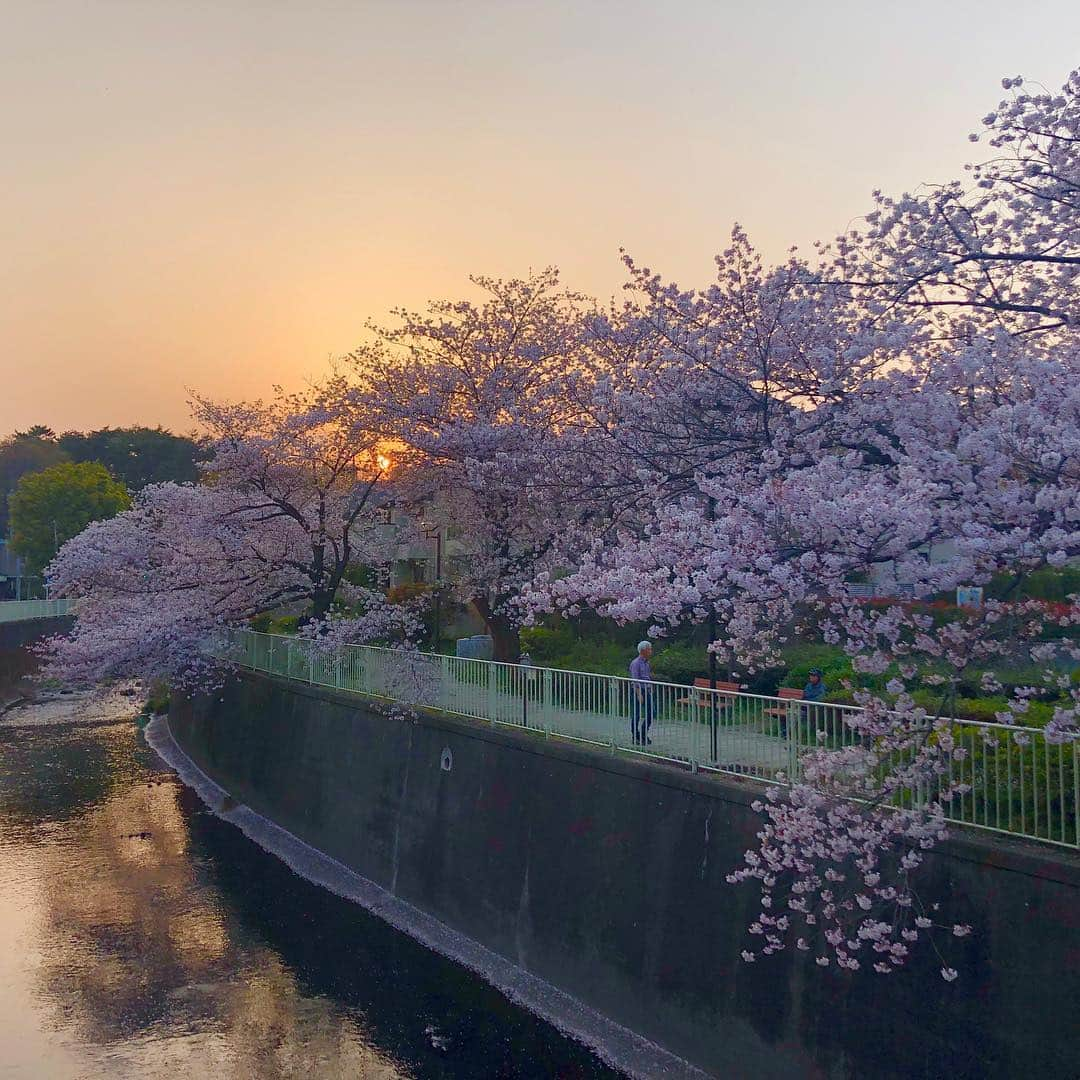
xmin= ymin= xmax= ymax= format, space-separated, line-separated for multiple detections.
xmin=946 ymin=722 xmax=1078 ymax=843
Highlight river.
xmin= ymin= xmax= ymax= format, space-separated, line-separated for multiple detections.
xmin=0 ymin=693 xmax=619 ymax=1079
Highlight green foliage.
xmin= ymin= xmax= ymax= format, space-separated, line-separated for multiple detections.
xmin=774 ymin=643 xmax=853 ymax=698
xmin=650 ymin=642 xmax=712 ymax=686
xmin=0 ymin=427 xmax=69 ymax=535
xmin=141 ymin=681 xmax=171 ymax=716
xmin=9 ymin=461 xmax=130 ymax=574
xmin=519 ymin=624 xmax=633 ymax=676
xmin=58 ymin=426 xmax=202 ymax=490
xmin=907 ymin=689 xmax=1059 ymax=726
xmin=519 ymin=624 xmax=575 ymax=661
xmin=521 ymin=625 xmax=714 ymax=683
xmin=948 ymin=723 xmax=1076 ymax=843
xmin=248 ymin=612 xmax=305 ymax=635
xmin=1 ymin=424 xmax=201 ymax=539
xmin=986 ymin=565 xmax=1080 ymax=603
xmin=342 ymin=563 xmax=378 ymax=588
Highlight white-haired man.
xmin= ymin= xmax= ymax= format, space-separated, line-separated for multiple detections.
xmin=629 ymin=640 xmax=654 ymax=746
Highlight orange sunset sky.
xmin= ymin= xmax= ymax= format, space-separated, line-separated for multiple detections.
xmin=2 ymin=1 xmax=1079 ymax=434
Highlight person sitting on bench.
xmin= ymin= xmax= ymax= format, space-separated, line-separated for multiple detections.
xmin=804 ymin=668 xmax=826 ymax=702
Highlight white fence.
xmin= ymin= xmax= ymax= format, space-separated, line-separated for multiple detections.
xmin=0 ymin=599 xmax=74 ymax=623
xmin=226 ymin=629 xmax=1078 ymax=850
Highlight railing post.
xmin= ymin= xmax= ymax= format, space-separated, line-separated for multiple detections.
xmin=787 ymin=700 xmax=800 ymax=784
xmin=542 ymin=668 xmax=553 ymax=731
xmin=487 ymin=661 xmax=497 ymax=726
xmin=607 ymin=678 xmax=618 ymax=746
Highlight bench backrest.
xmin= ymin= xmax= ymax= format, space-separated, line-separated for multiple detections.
xmin=693 ymin=678 xmax=741 ymax=694
xmin=777 ymin=687 xmax=804 ymax=701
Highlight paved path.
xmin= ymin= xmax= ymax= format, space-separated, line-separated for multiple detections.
xmin=391 ymin=662 xmax=793 ymax=777
xmin=247 ymin=644 xmax=798 ymax=778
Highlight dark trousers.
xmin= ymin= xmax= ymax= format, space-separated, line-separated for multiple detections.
xmin=632 ymin=691 xmax=654 ymax=743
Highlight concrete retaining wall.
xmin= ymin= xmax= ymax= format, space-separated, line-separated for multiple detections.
xmin=170 ymin=672 xmax=1080 ymax=1079
xmin=0 ymin=616 xmax=72 ymax=697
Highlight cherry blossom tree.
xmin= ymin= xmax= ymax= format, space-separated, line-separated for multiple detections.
xmin=572 ymin=227 xmax=921 ymax=518
xmin=188 ymin=383 xmax=394 ymax=622
xmin=828 ymin=68 xmax=1080 ymax=336
xmin=529 ymin=234 xmax=1079 ymax=977
xmin=42 ymin=385 xmax=408 ymax=687
xmin=349 ymin=270 xmax=591 ymax=660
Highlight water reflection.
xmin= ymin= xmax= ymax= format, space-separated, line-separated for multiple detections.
xmin=0 ymin=707 xmax=616 ymax=1078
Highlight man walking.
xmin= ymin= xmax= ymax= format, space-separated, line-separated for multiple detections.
xmin=629 ymin=640 xmax=654 ymax=746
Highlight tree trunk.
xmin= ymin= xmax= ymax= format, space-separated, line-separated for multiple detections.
xmin=472 ymin=596 xmax=520 ymax=662
xmin=308 ymin=588 xmax=334 ymax=622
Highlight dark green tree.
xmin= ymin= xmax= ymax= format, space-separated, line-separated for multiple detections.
xmin=58 ymin=426 xmax=202 ymax=490
xmin=9 ymin=462 xmax=131 ymax=575
xmin=0 ymin=427 xmax=69 ymax=535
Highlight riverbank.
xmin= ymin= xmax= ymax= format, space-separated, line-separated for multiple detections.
xmin=1 ymin=683 xmax=142 ymax=728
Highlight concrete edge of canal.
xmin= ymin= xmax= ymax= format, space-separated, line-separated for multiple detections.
xmin=162 ymin=671 xmax=1080 ymax=1079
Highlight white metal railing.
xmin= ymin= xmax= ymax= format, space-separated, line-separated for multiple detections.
xmin=0 ymin=598 xmax=75 ymax=623
xmin=225 ymin=629 xmax=1079 ymax=850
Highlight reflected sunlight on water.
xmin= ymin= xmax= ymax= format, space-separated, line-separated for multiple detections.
xmin=0 ymin=700 xmax=616 ymax=1079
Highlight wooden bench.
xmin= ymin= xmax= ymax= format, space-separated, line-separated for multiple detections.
xmin=679 ymin=678 xmax=745 ymax=709
xmin=764 ymin=686 xmax=803 ymax=722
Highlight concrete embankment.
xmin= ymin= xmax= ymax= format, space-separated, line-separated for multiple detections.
xmin=168 ymin=671 xmax=1080 ymax=1079
xmin=0 ymin=616 xmax=72 ymax=701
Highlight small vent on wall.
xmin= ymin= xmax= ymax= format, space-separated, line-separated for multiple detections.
xmin=440 ymin=747 xmax=453 ymax=773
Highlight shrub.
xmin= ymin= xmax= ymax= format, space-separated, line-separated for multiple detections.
xmin=141 ymin=681 xmax=170 ymax=716
xmin=520 ymin=624 xmax=577 ymax=663
xmin=948 ymin=722 xmax=1076 ymax=843
xmin=987 ymin=565 xmax=1080 ymax=603
xmin=342 ymin=563 xmax=379 ymax=588
xmin=651 ymin=642 xmax=711 ymax=686
xmin=780 ymin=644 xmax=853 ymax=698
xmin=908 ymin=691 xmax=1056 ymax=727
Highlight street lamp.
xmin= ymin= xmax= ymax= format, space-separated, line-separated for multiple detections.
xmin=706 ymin=494 xmax=719 ymax=763
xmin=423 ymin=524 xmax=443 ymax=649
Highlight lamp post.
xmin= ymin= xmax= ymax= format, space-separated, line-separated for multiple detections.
xmin=47 ymin=519 xmax=59 ymax=599
xmin=423 ymin=525 xmax=443 ymax=649
xmin=707 ymin=494 xmax=719 ymax=763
